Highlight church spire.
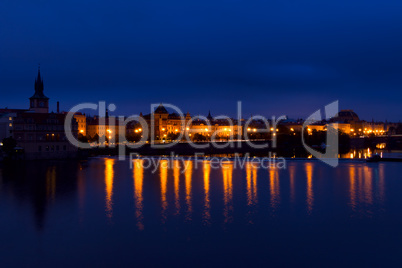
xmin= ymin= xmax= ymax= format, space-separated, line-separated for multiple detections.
xmin=29 ymin=65 xmax=49 ymax=113
xmin=207 ymin=110 xmax=213 ymax=121
xmin=33 ymin=65 xmax=45 ymax=97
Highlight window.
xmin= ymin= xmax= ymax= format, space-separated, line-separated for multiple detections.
xmin=38 ymin=146 xmax=42 ymax=152
xmin=63 ymin=145 xmax=67 ymax=151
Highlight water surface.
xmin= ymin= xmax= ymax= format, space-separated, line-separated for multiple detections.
xmin=0 ymin=158 xmax=401 ymax=267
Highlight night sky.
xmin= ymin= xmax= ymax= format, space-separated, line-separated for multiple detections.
xmin=1 ymin=0 xmax=402 ymax=121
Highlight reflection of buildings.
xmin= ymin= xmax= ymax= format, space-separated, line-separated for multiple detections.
xmin=0 ymin=68 xmax=78 ymax=159
xmin=305 ymin=163 xmax=314 ymax=214
xmin=173 ymin=160 xmax=181 ymax=214
xmin=289 ymin=165 xmax=296 ymax=202
xmin=269 ymin=168 xmax=280 ymax=210
xmin=246 ymin=162 xmax=258 ymax=206
xmin=348 ymin=164 xmax=385 ymax=213
xmin=133 ymin=159 xmax=144 ymax=230
xmin=184 ymin=161 xmax=193 ymax=220
xmin=104 ymin=158 xmax=115 ymax=219
xmin=0 ymin=161 xmax=79 ymax=230
xmin=203 ymin=161 xmax=211 ymax=223
xmin=222 ymin=162 xmax=233 ymax=223
xmin=160 ymin=160 xmax=168 ymax=221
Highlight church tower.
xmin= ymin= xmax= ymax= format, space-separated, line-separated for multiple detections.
xmin=29 ymin=66 xmax=49 ymax=113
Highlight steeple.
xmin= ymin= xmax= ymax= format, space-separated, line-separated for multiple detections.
xmin=207 ymin=110 xmax=213 ymax=121
xmin=31 ymin=65 xmax=48 ymax=99
xmin=29 ymin=65 xmax=49 ymax=113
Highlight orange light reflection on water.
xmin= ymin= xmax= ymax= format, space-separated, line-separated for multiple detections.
xmin=305 ymin=163 xmax=314 ymax=214
xmin=133 ymin=159 xmax=144 ymax=230
xmin=104 ymin=158 xmax=115 ymax=219
xmin=160 ymin=160 xmax=168 ymax=222
xmin=203 ymin=161 xmax=211 ymax=223
xmin=173 ymin=160 xmax=181 ymax=215
xmin=184 ymin=161 xmax=193 ymax=221
xmin=222 ymin=161 xmax=233 ymax=223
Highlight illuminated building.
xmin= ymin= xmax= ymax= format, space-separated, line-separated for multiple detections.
xmin=140 ymin=104 xmax=191 ymax=141
xmin=74 ymin=113 xmax=86 ymax=136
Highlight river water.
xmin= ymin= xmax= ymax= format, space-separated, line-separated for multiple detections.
xmin=0 ymin=157 xmax=401 ymax=267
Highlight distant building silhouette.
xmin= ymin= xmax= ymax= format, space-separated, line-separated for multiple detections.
xmin=29 ymin=67 xmax=49 ymax=113
xmin=0 ymin=67 xmax=78 ymax=159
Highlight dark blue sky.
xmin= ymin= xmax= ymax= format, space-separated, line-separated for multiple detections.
xmin=1 ymin=0 xmax=402 ymax=121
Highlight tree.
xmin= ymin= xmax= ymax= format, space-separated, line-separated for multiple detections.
xmin=167 ymin=132 xmax=179 ymax=141
xmin=127 ymin=133 xmax=142 ymax=142
xmin=193 ymin=133 xmax=207 ymax=141
xmin=89 ymin=133 xmax=99 ymax=143
xmin=78 ymin=133 xmax=89 ymax=143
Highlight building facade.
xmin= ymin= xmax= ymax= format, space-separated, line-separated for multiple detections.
xmin=0 ymin=68 xmax=78 ymax=159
